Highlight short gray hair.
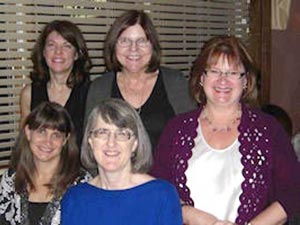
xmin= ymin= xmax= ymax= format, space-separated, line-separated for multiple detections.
xmin=81 ymin=98 xmax=152 ymax=174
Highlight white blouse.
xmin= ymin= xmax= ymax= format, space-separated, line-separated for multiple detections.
xmin=185 ymin=125 xmax=244 ymax=222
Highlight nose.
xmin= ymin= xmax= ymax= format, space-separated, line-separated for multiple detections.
xmin=128 ymin=41 xmax=138 ymax=51
xmin=106 ymin=132 xmax=117 ymax=147
xmin=54 ymin=45 xmax=63 ymax=54
xmin=44 ymin=134 xmax=55 ymax=146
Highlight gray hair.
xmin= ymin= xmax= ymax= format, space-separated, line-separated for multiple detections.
xmin=81 ymin=98 xmax=152 ymax=174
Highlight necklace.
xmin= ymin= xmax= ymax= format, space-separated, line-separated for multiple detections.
xmin=201 ymin=106 xmax=241 ymax=132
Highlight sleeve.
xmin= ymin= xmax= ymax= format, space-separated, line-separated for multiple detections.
xmin=162 ymin=67 xmax=197 ymax=115
xmin=61 ymin=188 xmax=80 ymax=225
xmin=0 ymin=170 xmax=18 ymax=225
xmin=150 ymin=119 xmax=176 ymax=183
xmin=159 ymin=183 xmax=183 ymax=225
xmin=84 ymin=78 xmax=101 ymax=125
xmin=271 ymin=121 xmax=300 ymax=216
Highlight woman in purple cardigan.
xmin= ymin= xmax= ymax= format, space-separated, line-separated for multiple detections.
xmin=151 ymin=36 xmax=300 ymax=225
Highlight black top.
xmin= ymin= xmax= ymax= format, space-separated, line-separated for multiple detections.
xmin=111 ymin=71 xmax=175 ymax=149
xmin=28 ymin=202 xmax=48 ymax=225
xmin=31 ymin=80 xmax=90 ymax=147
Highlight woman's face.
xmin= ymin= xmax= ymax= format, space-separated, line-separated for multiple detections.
xmin=116 ymin=24 xmax=152 ymax=74
xmin=88 ymin=116 xmax=137 ymax=174
xmin=43 ymin=31 xmax=78 ymax=77
xmin=201 ymin=55 xmax=247 ymax=108
xmin=25 ymin=125 xmax=67 ymax=165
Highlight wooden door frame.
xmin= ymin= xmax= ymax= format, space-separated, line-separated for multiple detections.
xmin=249 ymin=0 xmax=271 ymax=105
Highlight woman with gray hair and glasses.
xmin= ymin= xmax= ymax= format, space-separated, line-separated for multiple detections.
xmin=61 ymin=98 xmax=182 ymax=225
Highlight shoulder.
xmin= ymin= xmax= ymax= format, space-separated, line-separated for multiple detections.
xmin=160 ymin=66 xmax=182 ymax=76
xmin=0 ymin=170 xmax=20 ymax=222
xmin=241 ymin=105 xmax=283 ymax=132
xmin=150 ymin=179 xmax=177 ymax=192
xmin=167 ymin=107 xmax=201 ymax=129
xmin=20 ymin=83 xmax=31 ymax=99
xmin=160 ymin=66 xmax=185 ymax=82
xmin=90 ymin=71 xmax=114 ymax=85
xmin=64 ymin=182 xmax=90 ymax=199
xmin=0 ymin=169 xmax=15 ymax=187
xmin=73 ymin=169 xmax=92 ymax=185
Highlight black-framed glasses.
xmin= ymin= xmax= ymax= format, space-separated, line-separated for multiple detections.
xmin=90 ymin=128 xmax=134 ymax=142
xmin=204 ymin=69 xmax=246 ymax=80
xmin=117 ymin=37 xmax=150 ymax=48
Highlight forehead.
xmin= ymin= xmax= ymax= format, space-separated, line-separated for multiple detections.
xmin=46 ymin=31 xmax=68 ymax=42
xmin=119 ymin=24 xmax=146 ymax=38
xmin=94 ymin=116 xmax=119 ymax=130
xmin=208 ymin=54 xmax=243 ymax=70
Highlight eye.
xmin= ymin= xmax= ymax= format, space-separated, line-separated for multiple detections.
xmin=92 ymin=128 xmax=109 ymax=138
xmin=210 ymin=69 xmax=220 ymax=75
xmin=229 ymin=71 xmax=240 ymax=76
xmin=45 ymin=42 xmax=55 ymax=48
xmin=52 ymin=131 xmax=64 ymax=140
xmin=36 ymin=127 xmax=46 ymax=134
xmin=63 ymin=43 xmax=74 ymax=49
xmin=136 ymin=38 xmax=148 ymax=46
xmin=118 ymin=37 xmax=130 ymax=45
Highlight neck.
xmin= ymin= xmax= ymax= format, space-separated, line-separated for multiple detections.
xmin=201 ymin=103 xmax=241 ymax=132
xmin=34 ymin=159 xmax=59 ymax=180
xmin=49 ymin=72 xmax=70 ymax=85
xmin=96 ymin=168 xmax=134 ymax=190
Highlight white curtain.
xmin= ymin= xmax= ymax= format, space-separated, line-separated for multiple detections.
xmin=272 ymin=0 xmax=291 ymax=30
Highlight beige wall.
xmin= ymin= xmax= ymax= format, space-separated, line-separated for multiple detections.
xmin=271 ymin=0 xmax=300 ymax=134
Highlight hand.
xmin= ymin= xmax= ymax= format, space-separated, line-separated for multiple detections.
xmin=212 ymin=220 xmax=236 ymax=225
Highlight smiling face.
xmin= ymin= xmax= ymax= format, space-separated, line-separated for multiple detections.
xmin=25 ymin=125 xmax=67 ymax=165
xmin=115 ymin=24 xmax=152 ymax=74
xmin=201 ymin=55 xmax=247 ymax=108
xmin=88 ymin=116 xmax=138 ymax=174
xmin=43 ymin=31 xmax=78 ymax=77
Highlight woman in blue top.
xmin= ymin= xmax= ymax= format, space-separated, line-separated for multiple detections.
xmin=61 ymin=98 xmax=182 ymax=225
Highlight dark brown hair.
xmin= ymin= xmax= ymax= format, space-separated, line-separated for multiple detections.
xmin=31 ymin=20 xmax=91 ymax=87
xmin=10 ymin=102 xmax=80 ymax=197
xmin=189 ymin=35 xmax=258 ymax=106
xmin=104 ymin=10 xmax=161 ymax=73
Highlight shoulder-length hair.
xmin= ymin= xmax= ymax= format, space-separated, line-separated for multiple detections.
xmin=81 ymin=98 xmax=152 ymax=174
xmin=10 ymin=102 xmax=80 ymax=197
xmin=104 ymin=10 xmax=161 ymax=73
xmin=30 ymin=20 xmax=91 ymax=87
xmin=189 ymin=35 xmax=258 ymax=106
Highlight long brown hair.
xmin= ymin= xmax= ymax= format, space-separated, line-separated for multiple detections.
xmin=10 ymin=102 xmax=80 ymax=197
xmin=31 ymin=20 xmax=91 ymax=88
xmin=189 ymin=35 xmax=258 ymax=106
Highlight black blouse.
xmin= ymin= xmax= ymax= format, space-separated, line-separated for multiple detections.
xmin=111 ymin=71 xmax=175 ymax=150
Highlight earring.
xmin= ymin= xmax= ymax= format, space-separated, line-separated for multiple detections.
xmin=199 ymin=81 xmax=203 ymax=86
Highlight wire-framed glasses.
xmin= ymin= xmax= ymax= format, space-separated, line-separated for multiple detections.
xmin=204 ymin=69 xmax=246 ymax=80
xmin=117 ymin=37 xmax=150 ymax=48
xmin=90 ymin=128 xmax=134 ymax=142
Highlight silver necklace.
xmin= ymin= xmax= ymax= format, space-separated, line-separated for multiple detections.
xmin=201 ymin=106 xmax=241 ymax=132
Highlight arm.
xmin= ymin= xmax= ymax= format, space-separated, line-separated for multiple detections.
xmin=61 ymin=189 xmax=78 ymax=225
xmin=160 ymin=184 xmax=183 ymax=225
xmin=248 ymin=202 xmax=287 ymax=225
xmin=19 ymin=84 xmax=31 ymax=128
xmin=182 ymin=206 xmax=237 ymax=225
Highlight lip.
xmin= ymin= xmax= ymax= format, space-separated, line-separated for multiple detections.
xmin=126 ymin=55 xmax=141 ymax=60
xmin=38 ymin=146 xmax=54 ymax=153
xmin=214 ymin=86 xmax=231 ymax=93
xmin=103 ymin=150 xmax=120 ymax=157
xmin=52 ymin=58 xmax=65 ymax=63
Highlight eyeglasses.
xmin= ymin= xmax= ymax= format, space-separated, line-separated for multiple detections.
xmin=117 ymin=37 xmax=150 ymax=48
xmin=90 ymin=128 xmax=134 ymax=142
xmin=204 ymin=69 xmax=246 ymax=80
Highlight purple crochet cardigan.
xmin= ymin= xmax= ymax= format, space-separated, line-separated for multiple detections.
xmin=151 ymin=104 xmax=300 ymax=225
